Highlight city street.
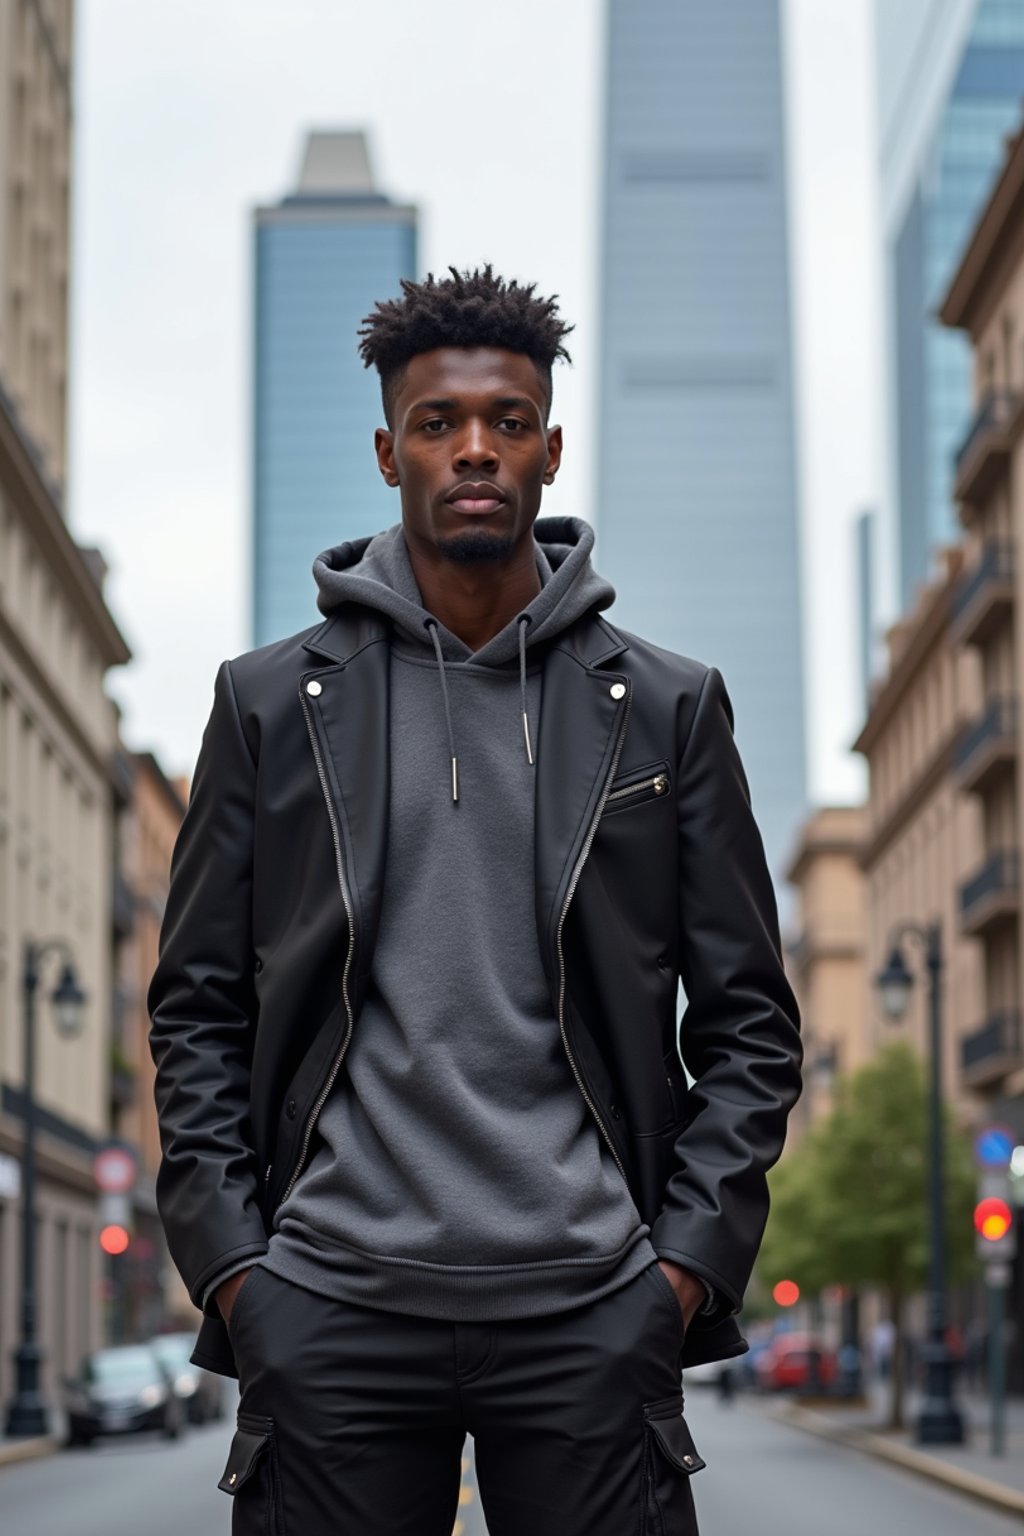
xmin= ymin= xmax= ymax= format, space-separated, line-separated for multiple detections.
xmin=3 ymin=1388 xmax=1022 ymax=1535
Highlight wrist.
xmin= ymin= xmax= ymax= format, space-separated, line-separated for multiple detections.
xmin=657 ymin=1259 xmax=707 ymax=1330
xmin=216 ymin=1267 xmax=253 ymax=1322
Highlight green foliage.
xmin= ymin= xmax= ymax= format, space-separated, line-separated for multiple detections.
xmin=758 ymin=1042 xmax=977 ymax=1298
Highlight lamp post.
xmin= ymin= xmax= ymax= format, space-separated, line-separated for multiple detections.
xmin=874 ymin=920 xmax=965 ymax=1445
xmin=4 ymin=939 xmax=86 ymax=1438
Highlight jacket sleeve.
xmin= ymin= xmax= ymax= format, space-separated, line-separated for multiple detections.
xmin=649 ymin=665 xmax=803 ymax=1315
xmin=147 ymin=660 xmax=269 ymax=1317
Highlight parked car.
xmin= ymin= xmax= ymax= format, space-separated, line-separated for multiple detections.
xmin=63 ymin=1344 xmax=186 ymax=1446
xmin=754 ymin=1334 xmax=838 ymax=1393
xmin=681 ymin=1359 xmax=724 ymax=1387
xmin=148 ymin=1332 xmax=226 ymax=1424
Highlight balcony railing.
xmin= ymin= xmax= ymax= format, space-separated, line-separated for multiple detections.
xmin=959 ymin=849 xmax=1021 ymax=935
xmin=951 ymin=695 xmax=1017 ymax=794
xmin=961 ymin=1011 xmax=1023 ymax=1085
xmin=954 ymin=392 xmax=1018 ymax=510
xmin=951 ymin=539 xmax=1015 ymax=644
xmin=955 ymin=391 xmax=1016 ymax=474
xmin=111 ymin=869 xmax=136 ymax=938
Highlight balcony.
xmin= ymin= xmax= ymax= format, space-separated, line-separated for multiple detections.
xmin=960 ymin=1010 xmax=1023 ymax=1089
xmin=954 ymin=392 xmax=1018 ymax=513
xmin=111 ymin=869 xmax=135 ymax=938
xmin=951 ymin=540 xmax=1015 ymax=646
xmin=959 ymin=849 xmax=1021 ymax=938
xmin=109 ymin=1042 xmax=137 ymax=1110
xmin=952 ymin=696 xmax=1018 ymax=796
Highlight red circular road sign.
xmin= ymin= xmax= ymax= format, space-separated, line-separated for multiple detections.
xmin=93 ymin=1146 xmax=136 ymax=1194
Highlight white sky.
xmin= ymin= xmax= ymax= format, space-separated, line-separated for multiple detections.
xmin=68 ymin=0 xmax=882 ymax=809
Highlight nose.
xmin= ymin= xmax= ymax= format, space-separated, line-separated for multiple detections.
xmin=452 ymin=420 xmax=499 ymax=472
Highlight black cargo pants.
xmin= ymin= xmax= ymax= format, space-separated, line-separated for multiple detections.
xmin=217 ymin=1261 xmax=705 ymax=1534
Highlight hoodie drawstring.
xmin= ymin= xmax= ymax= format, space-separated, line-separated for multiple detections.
xmin=518 ymin=616 xmax=534 ymax=766
xmin=426 ymin=620 xmax=460 ymax=803
xmin=426 ymin=614 xmax=536 ymax=804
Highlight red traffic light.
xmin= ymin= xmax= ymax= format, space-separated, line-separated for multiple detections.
xmin=773 ymin=1279 xmax=800 ymax=1307
xmin=974 ymin=1197 xmax=1013 ymax=1242
xmin=99 ymin=1224 xmax=130 ymax=1255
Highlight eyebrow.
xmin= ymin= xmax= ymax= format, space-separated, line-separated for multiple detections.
xmin=408 ymin=395 xmax=537 ymax=413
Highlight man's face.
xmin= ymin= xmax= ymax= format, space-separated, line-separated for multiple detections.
xmin=375 ymin=347 xmax=562 ymax=564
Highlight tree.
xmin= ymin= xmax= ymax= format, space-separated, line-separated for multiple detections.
xmin=758 ymin=1042 xmax=976 ymax=1428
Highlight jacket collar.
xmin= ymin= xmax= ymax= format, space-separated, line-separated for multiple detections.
xmin=301 ymin=604 xmax=629 ymax=670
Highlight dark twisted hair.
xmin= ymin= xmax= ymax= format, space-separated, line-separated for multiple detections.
xmin=358 ymin=265 xmax=574 ymax=425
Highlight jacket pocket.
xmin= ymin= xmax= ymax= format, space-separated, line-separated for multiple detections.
xmin=218 ymin=1412 xmax=283 ymax=1533
xmin=642 ymin=1394 xmax=704 ymax=1536
xmin=602 ymin=760 xmax=671 ymax=817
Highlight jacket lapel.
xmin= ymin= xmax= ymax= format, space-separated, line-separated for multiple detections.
xmin=533 ymin=625 xmax=630 ymax=993
xmin=300 ymin=613 xmax=390 ymax=992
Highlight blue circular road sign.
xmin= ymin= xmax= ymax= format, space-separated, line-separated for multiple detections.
xmin=974 ymin=1125 xmax=1015 ymax=1169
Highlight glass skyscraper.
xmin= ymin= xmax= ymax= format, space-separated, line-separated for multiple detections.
xmin=594 ymin=0 xmax=806 ymax=894
xmin=251 ymin=131 xmax=417 ymax=646
xmin=877 ymin=0 xmax=1024 ymax=613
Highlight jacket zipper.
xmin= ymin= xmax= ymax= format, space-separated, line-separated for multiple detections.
xmin=605 ymin=771 xmax=668 ymax=806
xmin=555 ymin=683 xmax=633 ymax=1182
xmin=276 ymin=685 xmax=358 ymax=1207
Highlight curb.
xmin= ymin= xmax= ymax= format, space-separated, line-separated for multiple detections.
xmin=0 ymin=1435 xmax=59 ymax=1469
xmin=770 ymin=1401 xmax=1024 ymax=1519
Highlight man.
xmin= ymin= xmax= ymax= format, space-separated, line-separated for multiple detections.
xmin=149 ymin=266 xmax=802 ymax=1535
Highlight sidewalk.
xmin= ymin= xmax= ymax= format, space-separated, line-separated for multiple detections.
xmin=760 ymin=1380 xmax=1024 ymax=1518
xmin=0 ymin=1407 xmax=66 ymax=1469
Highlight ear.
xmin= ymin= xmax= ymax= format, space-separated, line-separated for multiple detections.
xmin=543 ymin=424 xmax=563 ymax=486
xmin=375 ymin=427 xmax=399 ymax=487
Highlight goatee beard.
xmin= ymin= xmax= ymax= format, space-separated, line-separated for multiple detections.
xmin=437 ymin=529 xmax=516 ymax=565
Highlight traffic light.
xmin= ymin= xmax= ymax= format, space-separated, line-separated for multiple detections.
xmin=98 ymin=1190 xmax=132 ymax=1255
xmin=974 ymin=1193 xmax=1016 ymax=1260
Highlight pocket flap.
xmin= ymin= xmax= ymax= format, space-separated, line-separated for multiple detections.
xmin=218 ymin=1426 xmax=270 ymax=1494
xmin=649 ymin=1412 xmax=706 ymax=1474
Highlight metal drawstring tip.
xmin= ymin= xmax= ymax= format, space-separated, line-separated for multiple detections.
xmin=451 ymin=756 xmax=459 ymax=803
xmin=522 ymin=712 xmax=534 ymax=767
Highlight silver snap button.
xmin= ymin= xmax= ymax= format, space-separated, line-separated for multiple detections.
xmin=609 ymin=682 xmax=626 ymax=700
xmin=306 ymin=679 xmax=322 ymax=697
xmin=683 ymin=1454 xmax=694 ymax=1467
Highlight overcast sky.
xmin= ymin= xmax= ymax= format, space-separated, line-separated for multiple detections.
xmin=68 ymin=0 xmax=882 ymax=808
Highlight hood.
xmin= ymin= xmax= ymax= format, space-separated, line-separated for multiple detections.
xmin=310 ymin=517 xmax=616 ymax=802
xmin=312 ymin=516 xmax=614 ymax=665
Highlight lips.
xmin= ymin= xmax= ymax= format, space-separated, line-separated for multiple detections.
xmin=444 ymin=482 xmax=507 ymax=516
xmin=449 ymin=497 xmax=504 ymax=514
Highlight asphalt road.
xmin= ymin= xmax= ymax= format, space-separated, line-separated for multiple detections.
xmin=686 ymin=1388 xmax=1021 ymax=1536
xmin=2 ymin=1388 xmax=1020 ymax=1535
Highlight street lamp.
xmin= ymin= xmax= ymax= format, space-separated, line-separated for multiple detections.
xmin=873 ymin=920 xmax=966 ymax=1445
xmin=4 ymin=940 xmax=86 ymax=1438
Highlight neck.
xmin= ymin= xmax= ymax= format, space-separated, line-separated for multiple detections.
xmin=404 ymin=532 xmax=542 ymax=651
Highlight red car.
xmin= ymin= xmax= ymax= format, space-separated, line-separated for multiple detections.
xmin=755 ymin=1334 xmax=838 ymax=1392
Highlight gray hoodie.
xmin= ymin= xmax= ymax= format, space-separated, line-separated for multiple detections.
xmin=252 ymin=518 xmax=656 ymax=1321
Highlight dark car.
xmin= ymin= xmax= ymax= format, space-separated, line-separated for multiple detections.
xmin=148 ymin=1332 xmax=226 ymax=1424
xmin=63 ymin=1344 xmax=186 ymax=1446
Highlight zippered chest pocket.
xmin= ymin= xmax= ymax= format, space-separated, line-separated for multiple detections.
xmin=602 ymin=760 xmax=672 ymax=817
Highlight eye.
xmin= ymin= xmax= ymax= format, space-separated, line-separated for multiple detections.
xmin=421 ymin=418 xmax=449 ymax=434
xmin=497 ymin=417 xmax=527 ymax=432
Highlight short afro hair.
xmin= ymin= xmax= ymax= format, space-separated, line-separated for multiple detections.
xmin=358 ymin=265 xmax=573 ymax=426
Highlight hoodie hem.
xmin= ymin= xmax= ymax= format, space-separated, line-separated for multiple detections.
xmin=256 ymin=1223 xmax=658 ymax=1322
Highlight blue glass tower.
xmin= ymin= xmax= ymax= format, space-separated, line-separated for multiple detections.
xmin=878 ymin=0 xmax=1024 ymax=610
xmin=594 ymin=0 xmax=806 ymax=895
xmin=251 ymin=132 xmax=417 ymax=645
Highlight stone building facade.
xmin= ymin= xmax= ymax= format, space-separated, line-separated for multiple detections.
xmin=0 ymin=0 xmax=134 ymax=1412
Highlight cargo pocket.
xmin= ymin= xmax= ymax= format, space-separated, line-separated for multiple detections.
xmin=218 ymin=1411 xmax=283 ymax=1534
xmin=642 ymin=1394 xmax=705 ymax=1536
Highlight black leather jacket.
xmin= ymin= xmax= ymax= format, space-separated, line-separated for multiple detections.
xmin=148 ymin=603 xmax=802 ymax=1376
